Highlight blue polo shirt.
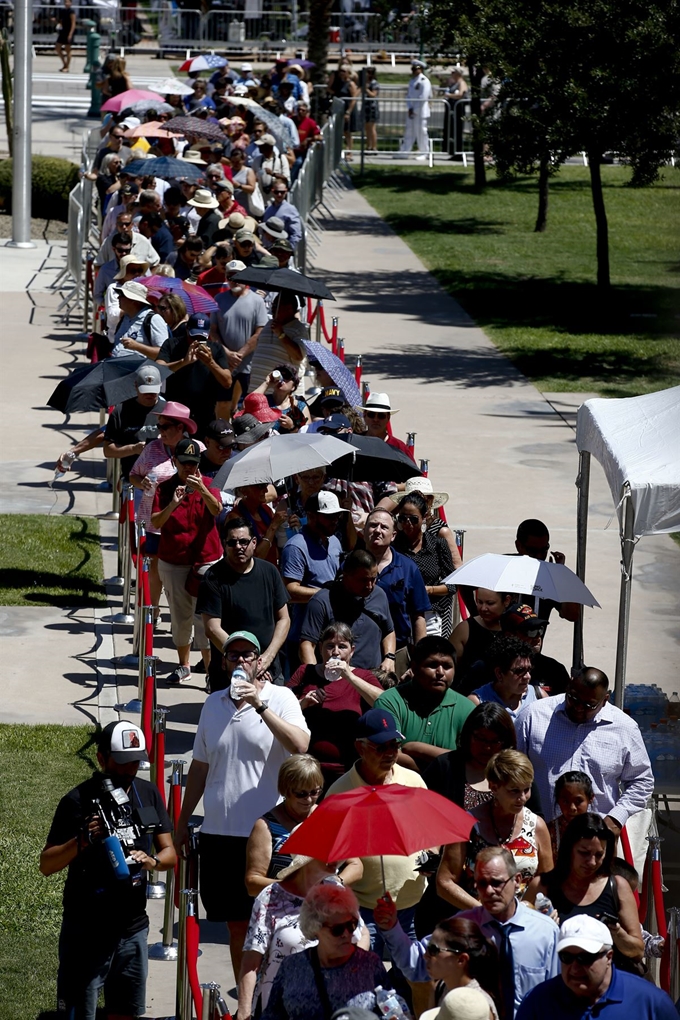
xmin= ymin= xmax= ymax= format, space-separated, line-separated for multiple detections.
xmin=280 ymin=526 xmax=343 ymax=641
xmin=376 ymin=548 xmax=431 ymax=646
xmin=516 ymin=966 xmax=677 ymax=1020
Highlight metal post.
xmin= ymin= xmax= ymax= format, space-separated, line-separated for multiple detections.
xmin=175 ymin=863 xmax=189 ymax=1018
xmin=669 ymin=907 xmax=679 ymax=1002
xmin=406 ymin=432 xmax=416 ymax=458
xmin=419 ymin=457 xmax=428 ymax=476
xmin=102 ymin=455 xmax=121 ymax=519
xmin=315 ymin=300 xmax=322 ymax=344
xmin=111 ymin=486 xmax=135 ymax=622
xmin=138 ymin=651 xmax=157 ymax=771
xmin=614 ymin=488 xmax=636 ymax=709
xmin=148 ymin=849 xmax=178 ymax=959
xmin=182 ymin=891 xmax=198 ymax=1020
xmin=338 ymin=338 xmax=345 ymax=363
xmin=361 ymin=380 xmax=370 ymax=403
xmin=147 ymin=705 xmax=168 ymax=898
xmin=572 ymin=450 xmax=591 ymax=674
xmin=360 ymin=65 xmax=367 ymax=176
xmin=7 ymin=0 xmax=36 ymax=249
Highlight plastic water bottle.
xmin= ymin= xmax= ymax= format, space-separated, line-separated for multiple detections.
xmin=231 ymin=666 xmax=250 ymax=701
xmin=50 ymin=450 xmax=76 ymax=487
xmin=668 ymin=692 xmax=680 ymax=720
xmin=324 ymin=658 xmax=344 ymax=682
xmin=375 ymin=986 xmax=412 ymax=1020
xmin=535 ymin=892 xmax=554 ymax=915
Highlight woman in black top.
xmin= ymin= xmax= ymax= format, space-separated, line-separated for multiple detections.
xmin=393 ymin=491 xmax=457 ymax=638
xmin=449 ymin=587 xmax=513 ymax=694
xmin=524 ymin=813 xmax=644 ymax=969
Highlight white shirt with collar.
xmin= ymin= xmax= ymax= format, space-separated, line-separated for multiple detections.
xmin=192 ymin=681 xmax=310 ymax=837
xmin=406 ymin=73 xmax=432 ymax=117
xmin=515 ymin=693 xmax=654 ymax=826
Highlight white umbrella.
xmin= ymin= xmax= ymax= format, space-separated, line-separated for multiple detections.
xmin=442 ymin=553 xmax=600 ymax=607
xmin=213 ymin=433 xmax=355 ymax=490
xmin=149 ymin=77 xmax=196 ymax=97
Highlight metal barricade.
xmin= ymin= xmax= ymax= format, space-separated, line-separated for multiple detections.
xmin=31 ymin=4 xmax=120 ymax=47
xmin=331 ymin=10 xmax=423 ymax=50
xmin=353 ymin=95 xmax=449 ymax=156
xmin=201 ymin=9 xmax=292 ymax=47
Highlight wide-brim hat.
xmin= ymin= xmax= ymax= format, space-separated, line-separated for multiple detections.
xmin=114 ymin=254 xmax=150 ymax=280
xmin=394 ymin=476 xmax=449 ymax=510
xmin=232 ymin=414 xmax=271 ymax=445
xmin=188 ymin=188 xmax=219 ymax=210
xmin=181 ymin=149 xmax=208 ymax=166
xmin=259 ymin=216 xmax=288 ymax=240
xmin=115 ymin=280 xmax=150 ymax=305
xmin=238 ymin=392 xmax=282 ymax=423
xmin=152 ymin=399 xmax=197 ymax=436
xmin=275 ymin=854 xmax=316 ymax=881
xmin=360 ymin=391 xmax=399 ymax=415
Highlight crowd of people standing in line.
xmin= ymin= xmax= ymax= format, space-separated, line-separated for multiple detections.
xmin=40 ymin=50 xmax=674 ymax=1020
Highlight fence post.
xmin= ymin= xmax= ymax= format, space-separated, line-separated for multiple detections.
xmin=669 ymin=907 xmax=679 ymax=1002
xmin=407 ymin=432 xmax=416 ymax=459
xmin=337 ymin=338 xmax=345 ymax=363
xmin=111 ymin=484 xmax=135 ymax=623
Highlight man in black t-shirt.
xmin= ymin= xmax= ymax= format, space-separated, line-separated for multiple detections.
xmin=156 ymin=312 xmax=232 ymax=437
xmin=197 ymin=516 xmax=290 ymax=689
xmin=40 ymin=721 xmax=175 ymax=1019
xmin=103 ymin=363 xmax=166 ymax=479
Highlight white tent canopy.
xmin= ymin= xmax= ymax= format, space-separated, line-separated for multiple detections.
xmin=573 ymin=385 xmax=680 ymax=705
xmin=576 ymin=386 xmax=680 ymax=537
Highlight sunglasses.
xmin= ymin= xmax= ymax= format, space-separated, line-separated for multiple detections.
xmin=226 ymin=537 xmax=254 ymax=548
xmin=157 ymin=421 xmax=181 ymax=432
xmin=396 ymin=514 xmax=420 ymax=525
xmin=566 ymin=690 xmax=603 ymax=711
xmin=524 ymin=627 xmax=546 ymax=638
xmin=558 ymin=949 xmax=608 ymax=966
xmin=273 ymin=191 xmax=287 ymax=196
xmin=425 ymin=942 xmax=464 ymax=958
xmin=365 ymin=411 xmax=388 ymax=420
xmin=226 ymin=649 xmax=257 ymax=661
xmin=475 ymin=876 xmax=514 ymax=892
xmin=508 ymin=665 xmax=532 ymax=677
xmin=292 ymin=787 xmax=322 ymax=800
xmin=324 ymin=919 xmax=358 ymax=937
xmin=114 ymin=248 xmax=131 ymax=255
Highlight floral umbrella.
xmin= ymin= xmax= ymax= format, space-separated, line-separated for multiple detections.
xmin=134 ymin=276 xmax=218 ymax=315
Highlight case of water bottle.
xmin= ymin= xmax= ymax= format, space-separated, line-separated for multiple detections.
xmin=624 ymin=686 xmax=680 ymax=787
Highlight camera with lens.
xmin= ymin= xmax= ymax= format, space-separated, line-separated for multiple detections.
xmin=90 ymin=778 xmax=161 ymax=883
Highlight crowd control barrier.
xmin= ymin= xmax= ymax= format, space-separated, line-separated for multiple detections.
xmin=149 ymin=759 xmax=186 ymax=962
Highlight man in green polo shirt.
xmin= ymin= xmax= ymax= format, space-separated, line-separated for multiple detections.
xmin=376 ymin=636 xmax=474 ymax=772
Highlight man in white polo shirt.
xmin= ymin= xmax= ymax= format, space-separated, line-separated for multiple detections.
xmin=174 ymin=630 xmax=309 ymax=976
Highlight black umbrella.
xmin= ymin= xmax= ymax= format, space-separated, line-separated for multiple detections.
xmin=328 ymin=434 xmax=422 ymax=483
xmin=234 ymin=266 xmax=335 ymax=300
xmin=47 ymin=357 xmax=172 ymax=413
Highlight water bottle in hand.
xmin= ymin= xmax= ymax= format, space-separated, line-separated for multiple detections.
xmin=375 ymin=986 xmax=412 ymax=1020
xmin=324 ymin=658 xmax=344 ymax=682
xmin=50 ymin=450 xmax=76 ymax=487
xmin=231 ymin=666 xmax=250 ymax=701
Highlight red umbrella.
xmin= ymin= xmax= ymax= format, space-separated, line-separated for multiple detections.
xmin=101 ymin=88 xmax=164 ymax=113
xmin=281 ymin=785 xmax=474 ymax=861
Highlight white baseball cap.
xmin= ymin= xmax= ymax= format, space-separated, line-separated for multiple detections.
xmin=557 ymin=914 xmax=613 ymax=955
xmin=304 ymin=491 xmax=349 ymax=515
xmin=97 ymin=720 xmax=148 ymax=763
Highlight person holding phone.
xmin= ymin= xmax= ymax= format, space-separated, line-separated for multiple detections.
xmin=150 ymin=438 xmax=222 ymax=686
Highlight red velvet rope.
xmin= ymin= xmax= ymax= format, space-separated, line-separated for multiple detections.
xmin=154 ymin=728 xmax=166 ymax=807
xmin=141 ymin=672 xmax=154 ymax=766
xmin=185 ymin=914 xmax=203 ymax=1017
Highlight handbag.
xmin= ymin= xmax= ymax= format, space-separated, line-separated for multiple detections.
xmin=247 ymin=182 xmax=266 ymax=219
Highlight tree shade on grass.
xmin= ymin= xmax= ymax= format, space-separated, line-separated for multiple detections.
xmin=0 ymin=724 xmax=96 ymax=1020
xmin=0 ymin=515 xmax=106 ymax=607
xmin=357 ymin=164 xmax=680 ymax=397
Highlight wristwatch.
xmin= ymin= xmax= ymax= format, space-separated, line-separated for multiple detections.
xmin=384 ymin=653 xmax=396 ymax=661
xmin=255 ymin=702 xmax=269 ymax=715
xmin=151 ymin=854 xmax=161 ymax=869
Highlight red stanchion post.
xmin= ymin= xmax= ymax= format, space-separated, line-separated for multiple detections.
xmin=152 ymin=706 xmax=168 ymax=807
xmin=355 ymin=354 xmax=362 ymax=386
xmin=361 ymin=380 xmax=371 ymax=403
xmin=306 ymin=297 xmax=314 ymax=322
xmin=338 ymin=338 xmax=345 ymax=363
xmin=331 ymin=316 xmax=338 ymax=355
xmin=186 ymin=907 xmax=203 ymax=1018
xmin=419 ymin=457 xmax=428 ymax=477
xmin=141 ymin=655 xmax=158 ymax=769
xmin=639 ymin=846 xmax=651 ymax=925
xmin=406 ymin=432 xmax=416 ymax=459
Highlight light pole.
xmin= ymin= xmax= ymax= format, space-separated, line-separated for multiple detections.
xmin=7 ymin=0 xmax=36 ymax=249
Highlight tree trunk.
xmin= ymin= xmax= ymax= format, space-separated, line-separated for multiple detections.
xmin=587 ymin=150 xmax=610 ymax=288
xmin=468 ymin=60 xmax=486 ymax=189
xmin=307 ymin=0 xmax=334 ymax=87
xmin=534 ymin=153 xmax=550 ymax=231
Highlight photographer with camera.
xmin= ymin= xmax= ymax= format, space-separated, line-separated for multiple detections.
xmin=40 ymin=721 xmax=175 ymax=1019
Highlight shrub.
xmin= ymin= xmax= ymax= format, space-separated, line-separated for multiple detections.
xmin=0 ymin=155 xmax=80 ymax=221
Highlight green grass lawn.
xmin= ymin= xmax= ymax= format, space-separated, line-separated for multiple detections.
xmin=356 ymin=164 xmax=680 ymax=397
xmin=0 ymin=515 xmax=105 ymax=607
xmin=0 ymin=725 xmax=96 ymax=1020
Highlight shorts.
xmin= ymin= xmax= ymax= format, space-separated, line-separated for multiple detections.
xmin=157 ymin=559 xmax=211 ymax=649
xmin=199 ymin=832 xmax=253 ymax=922
xmin=142 ymin=531 xmax=160 ymax=555
xmin=57 ymin=921 xmax=148 ymax=1019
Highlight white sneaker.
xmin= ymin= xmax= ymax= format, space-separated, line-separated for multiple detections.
xmin=415 ymin=155 xmax=427 ymax=161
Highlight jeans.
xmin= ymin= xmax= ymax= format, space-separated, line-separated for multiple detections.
xmin=58 ymin=922 xmax=148 ymax=1019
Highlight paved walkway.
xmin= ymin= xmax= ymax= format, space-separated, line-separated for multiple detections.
xmin=2 ymin=111 xmax=679 ymax=1013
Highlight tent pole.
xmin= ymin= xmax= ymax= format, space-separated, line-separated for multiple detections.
xmin=572 ymin=450 xmax=591 ymax=674
xmin=613 ymin=488 xmax=635 ymax=709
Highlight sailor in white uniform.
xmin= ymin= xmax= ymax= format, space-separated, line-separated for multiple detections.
xmin=400 ymin=59 xmax=432 ymax=157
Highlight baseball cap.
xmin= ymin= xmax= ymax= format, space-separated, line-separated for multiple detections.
xmin=187 ymin=312 xmax=210 ymax=337
xmin=204 ymin=419 xmax=235 ymax=447
xmin=319 ymin=413 xmax=352 ymax=433
xmin=135 ymin=363 xmax=162 ymax=394
xmin=225 ymin=259 xmax=247 ymax=275
xmin=319 ymin=386 xmax=344 ymax=405
xmin=355 ymin=708 xmax=405 ymax=744
xmin=500 ymin=603 xmax=549 ymax=635
xmin=97 ymin=720 xmax=148 ymax=764
xmin=120 ymin=182 xmax=140 ymax=196
xmin=223 ymin=630 xmax=261 ymax=652
xmin=234 ymin=228 xmax=256 ymax=243
xmin=271 ymin=238 xmax=294 ymax=253
xmin=255 ymin=133 xmax=276 ymax=147
xmin=174 ymin=437 xmax=202 ymax=464
xmin=419 ymin=987 xmax=490 ymax=1020
xmin=304 ymin=491 xmax=348 ymax=515
xmin=557 ymin=915 xmax=613 ymax=955
xmin=240 ymin=62 xmax=253 ymax=72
